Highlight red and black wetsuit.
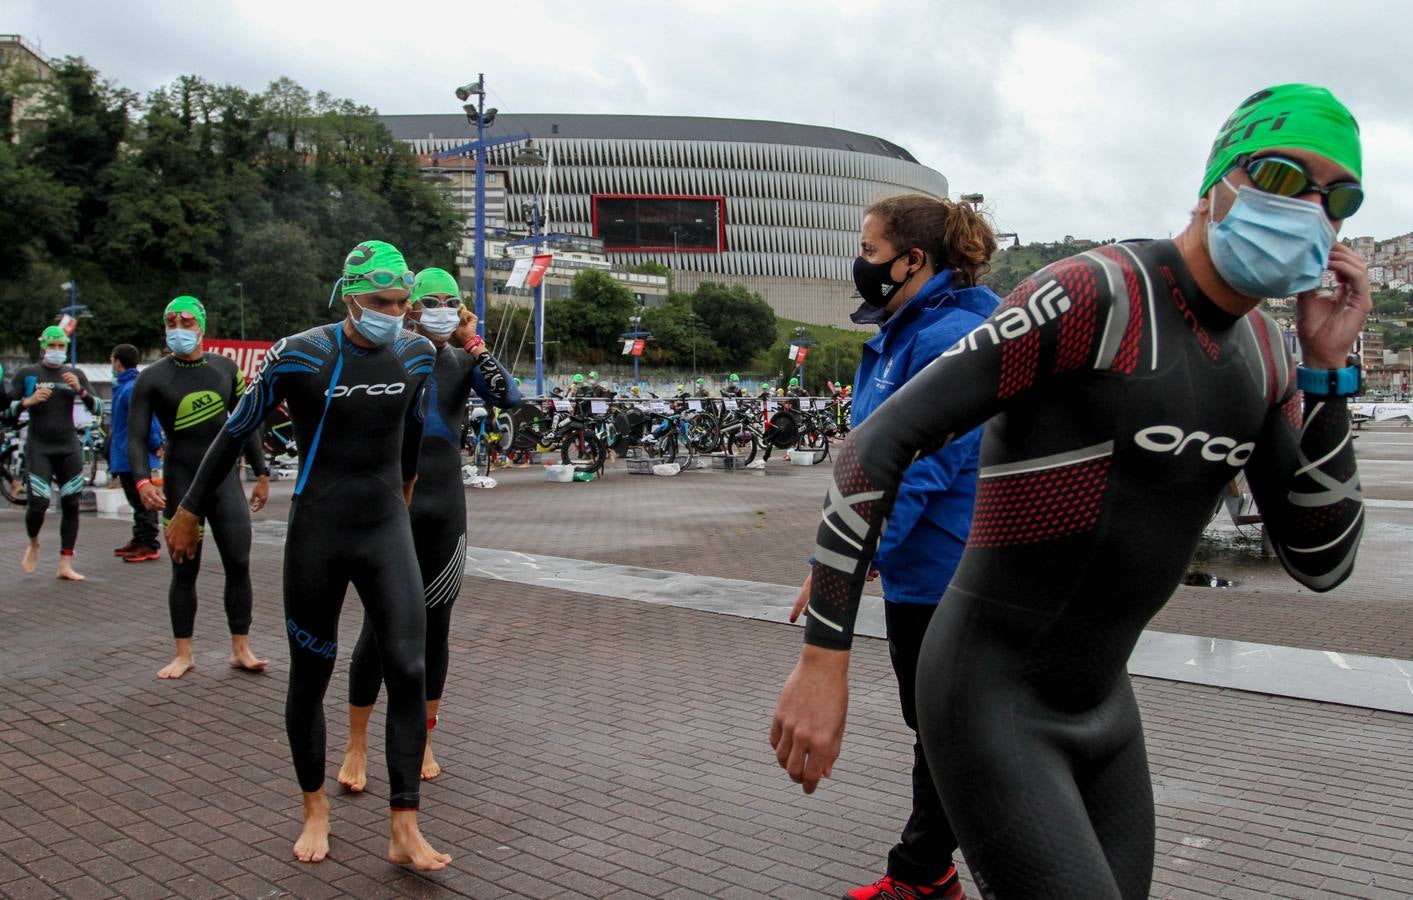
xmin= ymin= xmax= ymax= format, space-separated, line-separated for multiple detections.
xmin=804 ymin=240 xmax=1363 ymax=899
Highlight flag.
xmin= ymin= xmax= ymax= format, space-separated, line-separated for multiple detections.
xmin=58 ymin=314 xmax=76 ymax=336
xmin=787 ymin=343 xmax=799 ymax=360
xmin=796 ymin=347 xmax=809 ymax=365
xmin=622 ymin=339 xmax=634 ymax=355
xmin=506 ymin=257 xmax=533 ymax=289
xmin=526 ymin=254 xmax=553 ymax=288
xmin=631 ymin=339 xmax=645 ymax=357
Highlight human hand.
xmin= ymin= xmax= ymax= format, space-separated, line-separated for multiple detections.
xmin=249 ymin=475 xmax=269 ymax=513
xmin=61 ymin=372 xmax=81 ymax=391
xmin=138 ymin=481 xmax=166 ymax=511
xmin=1297 ymin=244 xmax=1372 ymax=370
xmin=769 ymin=645 xmax=849 ymax=794
xmin=25 ymin=386 xmax=53 ymax=407
xmin=788 ymin=570 xmax=812 ymax=623
xmin=453 ymin=308 xmax=480 ymax=349
xmin=165 ymin=507 xmax=200 ymax=563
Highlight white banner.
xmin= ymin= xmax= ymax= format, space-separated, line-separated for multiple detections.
xmin=506 ymin=257 xmax=534 ymax=289
xmin=787 ymin=343 xmax=799 ymax=359
xmin=724 ymin=399 xmax=738 ymax=410
xmin=553 ymin=399 xmax=571 ymax=411
xmin=622 ymin=339 xmax=635 ymax=355
xmin=590 ymin=400 xmax=608 ymax=414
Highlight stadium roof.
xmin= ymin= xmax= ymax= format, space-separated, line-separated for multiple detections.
xmin=379 ymin=113 xmax=920 ymax=163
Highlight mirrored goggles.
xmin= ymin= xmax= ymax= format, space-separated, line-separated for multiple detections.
xmin=1238 ymin=154 xmax=1364 ymax=220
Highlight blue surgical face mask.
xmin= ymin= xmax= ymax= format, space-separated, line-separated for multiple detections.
xmin=352 ymin=301 xmax=405 ymax=345
xmin=1207 ymin=178 xmax=1336 ymax=299
xmin=166 ymin=329 xmax=200 ymax=356
xmin=42 ymin=349 xmax=68 ymax=367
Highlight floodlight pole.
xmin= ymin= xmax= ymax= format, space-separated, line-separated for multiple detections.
xmin=473 ymin=73 xmax=487 ymax=339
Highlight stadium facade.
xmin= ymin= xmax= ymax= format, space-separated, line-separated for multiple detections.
xmin=380 ymin=113 xmax=948 ymax=329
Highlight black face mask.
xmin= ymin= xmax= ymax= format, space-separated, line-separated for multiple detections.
xmin=852 ymin=250 xmax=918 ymax=308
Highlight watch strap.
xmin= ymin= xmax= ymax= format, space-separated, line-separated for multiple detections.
xmin=1297 ymin=364 xmax=1361 ymax=397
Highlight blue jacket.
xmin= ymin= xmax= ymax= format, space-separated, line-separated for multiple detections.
xmin=109 ymin=367 xmax=163 ymax=475
xmin=853 ymin=269 xmax=1000 ymax=604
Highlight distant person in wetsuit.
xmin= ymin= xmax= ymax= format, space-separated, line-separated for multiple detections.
xmin=771 ymin=84 xmax=1370 ymax=899
xmin=787 ymin=195 xmax=1000 ymax=900
xmin=167 ymin=240 xmax=450 ymax=871
xmin=129 ymin=297 xmax=270 ymax=679
xmin=12 ymin=326 xmax=96 ymax=581
xmin=721 ymin=373 xmax=744 ymax=398
xmin=107 ymin=343 xmax=164 ymax=562
xmin=339 ymin=267 xmax=518 ymax=791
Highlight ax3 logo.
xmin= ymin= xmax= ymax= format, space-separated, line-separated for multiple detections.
xmin=1134 ymin=425 xmax=1254 ymax=467
xmin=326 ymin=382 xmax=407 ymax=399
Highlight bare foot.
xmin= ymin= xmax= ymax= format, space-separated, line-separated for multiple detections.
xmin=157 ymin=655 xmax=196 ymax=679
xmin=337 ymin=746 xmax=367 ymax=793
xmin=229 ymin=648 xmax=268 ymax=672
xmin=294 ymin=791 xmax=331 ymax=863
xmin=21 ymin=543 xmax=38 ymax=574
xmin=387 ymin=813 xmax=450 ymax=871
xmin=56 ymin=557 xmax=85 ymax=581
xmin=421 ymin=742 xmax=441 ymax=781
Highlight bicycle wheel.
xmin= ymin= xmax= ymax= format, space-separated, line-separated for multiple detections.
xmin=686 ymin=412 xmax=720 ymax=453
xmin=474 ymin=440 xmax=490 ymax=478
xmin=0 ymin=445 xmax=26 ymax=506
xmin=560 ymin=428 xmax=603 ymax=474
xmin=660 ymin=431 xmax=679 ymax=464
xmin=82 ymin=445 xmax=98 ymax=485
xmin=730 ymin=431 xmax=759 ymax=466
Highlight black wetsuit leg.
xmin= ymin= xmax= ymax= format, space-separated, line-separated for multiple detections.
xmin=346 ymin=521 xmax=464 ymax=708
xmin=285 ymin=497 xmax=427 ymax=808
xmin=884 ymin=601 xmax=958 ymax=883
xmin=27 ymin=450 xmax=84 ymax=552
xmin=163 ymin=465 xmax=254 ymax=639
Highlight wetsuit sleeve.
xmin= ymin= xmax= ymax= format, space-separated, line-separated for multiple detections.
xmin=1245 ymin=381 xmax=1363 ymax=591
xmin=76 ymin=369 xmax=97 ymax=412
xmin=230 ymin=366 xmax=270 ymax=478
xmin=126 ymin=373 xmax=157 ymax=483
xmin=403 ymin=375 xmax=428 ymax=484
xmin=467 ymin=351 xmax=520 ymax=408
xmin=804 ymin=261 xmax=1112 ymax=649
xmin=179 ymin=348 xmax=286 ymax=517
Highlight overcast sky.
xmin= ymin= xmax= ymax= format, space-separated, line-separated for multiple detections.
xmin=11 ymin=0 xmax=1410 ymax=244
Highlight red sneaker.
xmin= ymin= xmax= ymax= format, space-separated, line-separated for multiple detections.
xmin=845 ymin=867 xmax=963 ymax=900
xmin=123 ymin=547 xmax=161 ymax=563
xmin=113 ymin=542 xmax=138 ymax=556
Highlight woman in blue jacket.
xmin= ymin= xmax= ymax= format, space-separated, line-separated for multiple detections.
xmin=792 ymin=194 xmax=999 ymax=900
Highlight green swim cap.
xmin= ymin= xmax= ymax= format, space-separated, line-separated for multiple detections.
xmin=589 ymin=371 xmax=599 ymax=379
xmin=340 ymin=240 xmax=412 ymax=297
xmin=39 ymin=325 xmax=69 ymax=346
xmin=1200 ymin=84 xmax=1361 ymax=198
xmin=165 ymin=295 xmax=207 ymax=331
xmin=572 ymin=373 xmax=584 ymax=383
xmin=789 ymin=377 xmax=799 ymax=387
xmin=411 ymin=267 xmax=460 ymax=305
xmin=730 ymin=373 xmax=739 ymax=381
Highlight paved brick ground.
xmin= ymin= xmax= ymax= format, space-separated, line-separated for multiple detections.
xmin=1 ymin=495 xmax=1411 ymax=898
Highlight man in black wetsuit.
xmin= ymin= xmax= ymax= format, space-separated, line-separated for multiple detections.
xmin=12 ymin=326 xmax=97 ymax=581
xmin=771 ymin=84 xmax=1370 ymax=899
xmin=167 ymin=240 xmax=450 ymax=871
xmin=339 ymin=266 xmax=518 ymax=792
xmin=129 ymin=297 xmax=270 ymax=679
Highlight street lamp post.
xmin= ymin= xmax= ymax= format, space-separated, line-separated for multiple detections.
xmin=454 ymin=75 xmax=500 ymax=340
xmin=236 ymin=281 xmax=245 ymax=340
xmin=792 ymin=325 xmax=817 ymax=388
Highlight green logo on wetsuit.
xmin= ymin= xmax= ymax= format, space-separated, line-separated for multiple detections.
xmin=175 ymin=390 xmax=224 ymax=431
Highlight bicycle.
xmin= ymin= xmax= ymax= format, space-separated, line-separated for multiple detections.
xmin=0 ymin=422 xmax=28 ymax=506
xmin=462 ymin=405 xmax=514 ymax=477
xmin=513 ymin=398 xmax=605 ymax=476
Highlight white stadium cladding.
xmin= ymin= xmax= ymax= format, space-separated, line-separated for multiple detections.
xmin=381 ymin=114 xmax=948 ymax=329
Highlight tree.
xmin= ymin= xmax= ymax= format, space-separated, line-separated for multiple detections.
xmin=231 ymin=221 xmax=324 ymax=339
xmin=690 ymin=282 xmax=777 ymax=363
xmin=545 ymin=270 xmax=640 ymax=361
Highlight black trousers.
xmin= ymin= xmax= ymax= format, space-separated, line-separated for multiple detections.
xmin=117 ymin=472 xmax=159 ymax=549
xmin=885 ymin=600 xmax=959 ymax=883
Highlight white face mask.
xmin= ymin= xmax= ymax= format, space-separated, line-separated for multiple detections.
xmin=42 ymin=349 xmax=68 ymax=367
xmin=419 ymin=307 xmax=460 ymax=338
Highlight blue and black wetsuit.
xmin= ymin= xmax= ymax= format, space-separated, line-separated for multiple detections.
xmin=804 ymin=240 xmax=1363 ymax=899
xmin=10 ymin=363 xmax=97 ymax=555
xmin=128 ymin=354 xmax=267 ymax=638
xmin=179 ymin=323 xmax=434 ymax=809
xmin=347 ymin=345 xmax=517 ymax=710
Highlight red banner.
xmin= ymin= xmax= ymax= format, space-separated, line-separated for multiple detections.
xmin=631 ymin=339 xmax=645 ymax=357
xmin=204 ymin=338 xmax=275 ymax=385
xmin=795 ymin=347 xmax=809 ymax=365
xmin=58 ymin=314 xmax=77 ymax=336
xmin=526 ymin=255 xmax=553 ymax=288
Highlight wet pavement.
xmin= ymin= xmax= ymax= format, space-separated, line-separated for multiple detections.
xmin=0 ymin=426 xmax=1410 ymax=898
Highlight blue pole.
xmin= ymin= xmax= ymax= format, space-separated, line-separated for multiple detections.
xmin=473 ymin=73 xmax=487 ymax=340
xmin=532 ymin=200 xmax=544 ymax=397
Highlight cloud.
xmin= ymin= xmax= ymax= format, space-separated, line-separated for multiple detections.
xmin=9 ymin=0 xmax=1410 ymax=241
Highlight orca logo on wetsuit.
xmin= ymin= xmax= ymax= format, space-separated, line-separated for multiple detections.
xmin=326 ymin=383 xmax=407 ymax=399
xmin=1134 ymin=425 xmax=1255 ymax=467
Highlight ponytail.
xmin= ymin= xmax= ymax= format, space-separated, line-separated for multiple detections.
xmin=865 ymin=194 xmax=998 ymax=287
